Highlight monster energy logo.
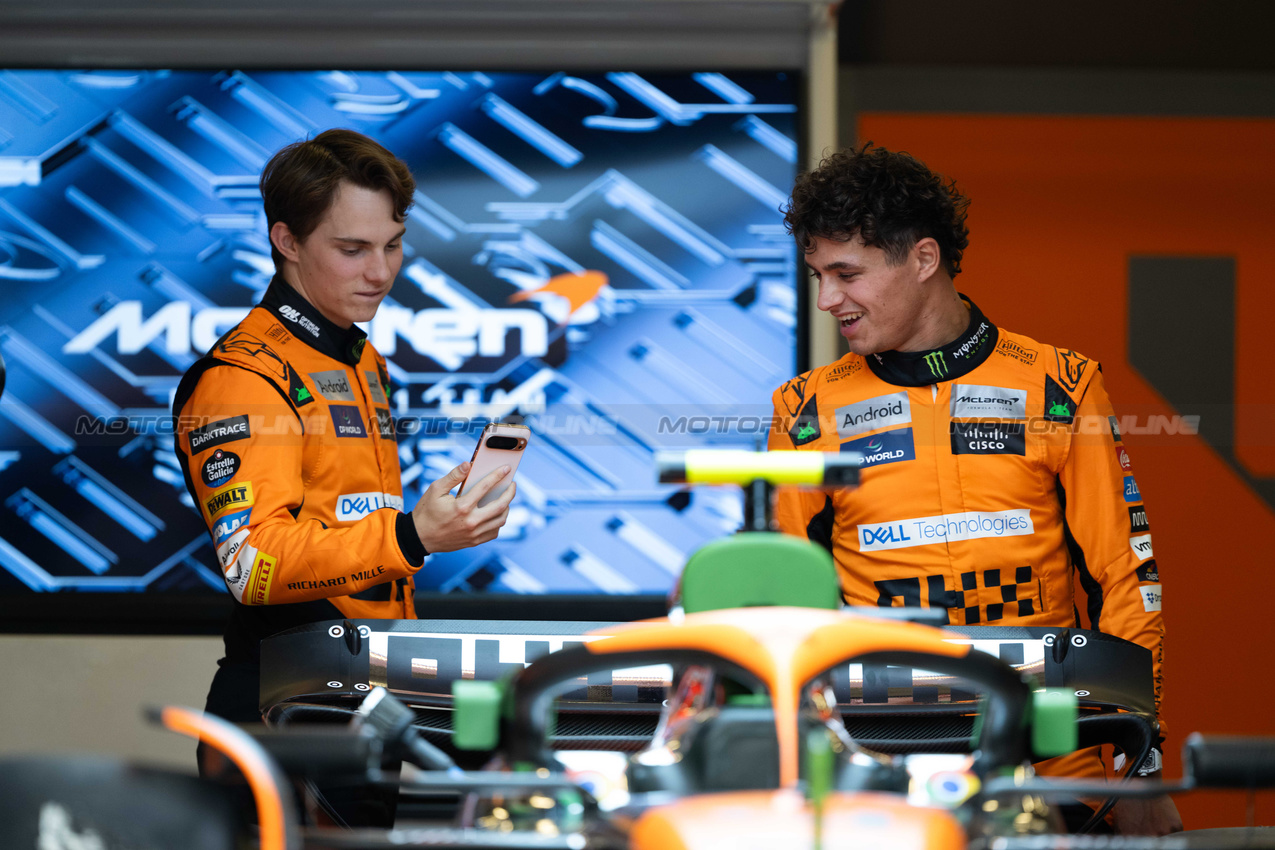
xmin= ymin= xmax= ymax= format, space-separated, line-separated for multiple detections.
xmin=923 ymin=351 xmax=948 ymax=377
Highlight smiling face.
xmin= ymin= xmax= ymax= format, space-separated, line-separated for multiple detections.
xmin=807 ymin=233 xmax=959 ymax=356
xmin=270 ymin=181 xmax=405 ymax=328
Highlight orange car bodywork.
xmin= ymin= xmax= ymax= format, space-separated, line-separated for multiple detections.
xmin=582 ymin=610 xmax=978 ymax=849
xmin=630 ymin=790 xmax=965 ymax=850
xmin=583 ymin=608 xmax=972 ymax=789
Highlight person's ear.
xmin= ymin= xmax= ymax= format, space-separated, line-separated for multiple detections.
xmin=270 ymin=221 xmax=301 ymax=264
xmin=913 ymin=237 xmax=942 ymax=281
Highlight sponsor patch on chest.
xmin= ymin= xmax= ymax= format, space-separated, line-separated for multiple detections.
xmin=950 ymin=385 xmax=1027 ymax=420
xmin=841 ymin=427 xmax=915 ymax=466
xmin=950 ymin=421 xmax=1025 ymax=455
xmin=329 ymin=405 xmax=368 ymax=438
xmin=836 ymin=392 xmax=911 ymax=439
xmin=310 ymin=370 xmax=356 ymax=401
xmin=858 ymin=509 xmax=1034 ymax=552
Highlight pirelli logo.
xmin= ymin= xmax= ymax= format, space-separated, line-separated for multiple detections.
xmin=247 ymin=551 xmax=278 ymax=605
xmin=205 ymin=482 xmax=254 ymax=519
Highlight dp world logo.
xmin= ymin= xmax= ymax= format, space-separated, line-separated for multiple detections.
xmin=841 ymin=427 xmax=915 ymax=467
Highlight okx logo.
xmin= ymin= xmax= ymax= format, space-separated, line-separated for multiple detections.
xmin=923 ymin=351 xmax=947 ymax=378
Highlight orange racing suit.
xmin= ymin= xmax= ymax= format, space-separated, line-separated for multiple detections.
xmin=173 ymin=276 xmax=424 ymax=718
xmin=768 ymin=299 xmax=1165 ymax=775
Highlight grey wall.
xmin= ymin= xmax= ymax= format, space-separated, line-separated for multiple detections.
xmin=0 ymin=636 xmax=222 ymax=771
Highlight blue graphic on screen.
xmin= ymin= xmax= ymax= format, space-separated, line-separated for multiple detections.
xmin=0 ymin=69 xmax=799 ymax=595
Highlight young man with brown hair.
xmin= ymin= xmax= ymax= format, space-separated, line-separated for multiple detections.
xmin=173 ymin=129 xmax=514 ymax=729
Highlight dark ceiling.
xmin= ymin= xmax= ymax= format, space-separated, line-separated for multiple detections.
xmin=839 ymin=0 xmax=1275 ymax=71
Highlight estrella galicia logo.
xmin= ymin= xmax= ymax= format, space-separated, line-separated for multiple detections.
xmin=836 ymin=392 xmax=911 ymax=439
xmin=841 ymin=427 xmax=915 ymax=467
xmin=329 ymin=405 xmax=368 ymax=438
xmin=923 ymin=351 xmax=948 ymax=378
xmin=189 ymin=415 xmax=250 ymax=453
xmin=201 ymin=449 xmax=240 ymax=487
xmin=950 ymin=421 xmax=1025 ymax=455
xmin=789 ymin=395 xmax=821 ymax=446
xmin=1129 ymin=505 xmax=1150 ymax=533
xmin=1123 ymin=475 xmax=1142 ymax=502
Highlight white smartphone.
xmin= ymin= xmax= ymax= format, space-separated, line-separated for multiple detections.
xmin=457 ymin=423 xmax=530 ymax=507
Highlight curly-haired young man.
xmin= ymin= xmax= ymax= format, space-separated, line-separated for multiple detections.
xmin=769 ymin=144 xmax=1179 ymax=835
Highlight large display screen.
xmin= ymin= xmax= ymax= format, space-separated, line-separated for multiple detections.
xmin=0 ymin=69 xmax=799 ymax=603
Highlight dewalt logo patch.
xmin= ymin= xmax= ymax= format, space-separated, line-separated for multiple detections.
xmin=247 ymin=551 xmax=278 ymax=605
xmin=205 ymin=482 xmax=254 ymax=520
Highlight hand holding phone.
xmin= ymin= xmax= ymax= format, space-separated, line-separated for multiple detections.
xmin=457 ymin=423 xmax=530 ymax=508
xmin=411 ymin=424 xmax=528 ymax=553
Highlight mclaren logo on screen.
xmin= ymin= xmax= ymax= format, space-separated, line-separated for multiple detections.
xmin=62 ymin=300 xmax=550 ymax=371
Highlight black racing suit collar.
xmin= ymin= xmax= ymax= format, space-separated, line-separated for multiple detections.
xmin=260 ymin=274 xmax=369 ymax=366
xmin=865 ymin=295 xmax=998 ymax=387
